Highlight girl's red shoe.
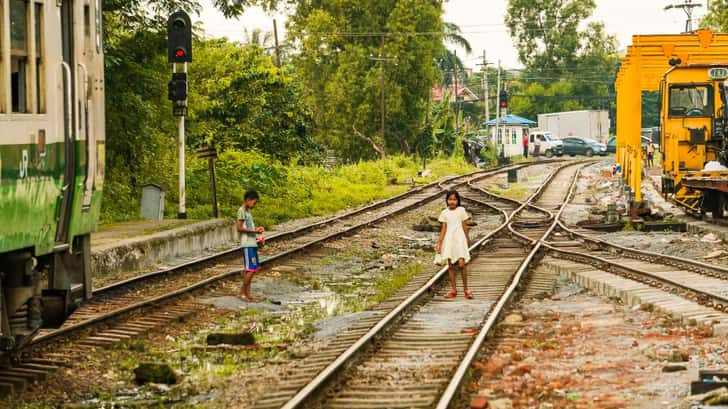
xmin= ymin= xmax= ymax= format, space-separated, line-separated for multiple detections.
xmin=464 ymin=290 xmax=473 ymax=299
xmin=444 ymin=290 xmax=457 ymax=298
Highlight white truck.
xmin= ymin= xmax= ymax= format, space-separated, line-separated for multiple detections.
xmin=529 ymin=131 xmax=564 ymax=157
xmin=537 ymin=110 xmax=611 ymax=142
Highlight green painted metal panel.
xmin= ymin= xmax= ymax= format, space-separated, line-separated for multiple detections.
xmin=0 ymin=140 xmax=104 ymax=256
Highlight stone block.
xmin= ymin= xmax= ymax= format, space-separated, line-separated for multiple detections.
xmin=206 ymin=332 xmax=256 ymax=346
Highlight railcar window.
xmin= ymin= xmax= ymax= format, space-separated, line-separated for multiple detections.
xmin=10 ymin=0 xmax=29 ymax=113
xmin=669 ymin=85 xmax=713 ymax=117
xmin=84 ymin=5 xmax=90 ymax=51
xmin=0 ymin=3 xmax=4 ymax=113
xmin=35 ymin=2 xmax=44 ymax=113
xmin=95 ymin=0 xmax=102 ymax=53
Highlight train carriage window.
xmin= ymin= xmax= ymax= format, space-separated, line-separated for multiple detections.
xmin=95 ymin=0 xmax=102 ymax=53
xmin=0 ymin=3 xmax=5 ymax=113
xmin=34 ymin=2 xmax=44 ymax=113
xmin=10 ymin=0 xmax=30 ymax=113
xmin=84 ymin=4 xmax=90 ymax=51
xmin=669 ymin=85 xmax=713 ymax=117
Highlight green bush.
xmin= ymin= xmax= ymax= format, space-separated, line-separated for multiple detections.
xmin=180 ymin=151 xmax=475 ymax=227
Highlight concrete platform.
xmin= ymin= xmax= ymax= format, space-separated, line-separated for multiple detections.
xmin=91 ymin=219 xmax=238 ymax=278
xmin=539 ymin=257 xmax=728 ymax=335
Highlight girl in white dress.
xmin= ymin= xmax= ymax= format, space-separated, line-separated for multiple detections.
xmin=436 ymin=190 xmax=472 ymax=299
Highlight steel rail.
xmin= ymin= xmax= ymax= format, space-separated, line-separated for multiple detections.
xmin=279 ymin=161 xmax=578 ymax=409
xmin=536 ymin=164 xmax=728 ymax=310
xmin=92 ymin=161 xmax=557 ymax=296
xmin=34 ymin=162 xmax=555 ymax=347
xmin=435 ymin=162 xmax=586 ymax=409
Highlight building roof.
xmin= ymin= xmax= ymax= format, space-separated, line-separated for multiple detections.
xmin=431 ymin=86 xmax=480 ymax=102
xmin=483 ymin=114 xmax=537 ymax=127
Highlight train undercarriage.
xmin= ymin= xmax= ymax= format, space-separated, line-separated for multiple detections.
xmin=0 ymin=235 xmax=91 ymax=366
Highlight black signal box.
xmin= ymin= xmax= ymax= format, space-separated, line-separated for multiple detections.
xmin=168 ymin=72 xmax=188 ymax=102
xmin=167 ymin=11 xmax=192 ymax=63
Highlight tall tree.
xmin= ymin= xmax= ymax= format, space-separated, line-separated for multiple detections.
xmin=288 ymin=0 xmax=443 ymax=160
xmin=439 ymin=22 xmax=471 ymax=86
xmin=506 ymin=0 xmax=595 ymax=74
xmin=243 ymin=28 xmax=274 ymax=47
xmin=702 ymin=0 xmax=728 ymax=32
xmin=505 ymin=0 xmax=617 ymax=119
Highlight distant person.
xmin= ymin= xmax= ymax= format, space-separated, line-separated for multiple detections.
xmin=522 ymin=133 xmax=529 ymax=158
xmin=435 ymin=190 xmax=472 ymax=299
xmin=646 ymin=143 xmax=655 ymax=168
xmin=236 ymin=190 xmax=265 ymax=302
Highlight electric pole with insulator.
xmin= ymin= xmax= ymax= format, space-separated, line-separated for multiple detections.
xmin=664 ymin=0 xmax=703 ymax=33
xmin=477 ymin=50 xmax=491 ymax=124
xmin=369 ymin=35 xmax=397 ymax=144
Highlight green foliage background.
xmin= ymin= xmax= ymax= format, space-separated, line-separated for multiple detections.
xmin=98 ymin=0 xmax=634 ymax=226
xmin=100 ymin=0 xmax=477 ymax=225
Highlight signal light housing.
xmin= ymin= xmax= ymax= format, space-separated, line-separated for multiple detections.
xmin=168 ymin=72 xmax=188 ymax=102
xmin=499 ymin=91 xmax=509 ymax=109
xmin=167 ymin=11 xmax=192 ymax=63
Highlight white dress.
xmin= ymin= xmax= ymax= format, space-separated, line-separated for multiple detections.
xmin=438 ymin=206 xmax=471 ymax=264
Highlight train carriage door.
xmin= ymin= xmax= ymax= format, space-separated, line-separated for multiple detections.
xmin=80 ymin=0 xmax=94 ymax=209
xmin=55 ymin=0 xmax=76 ymax=244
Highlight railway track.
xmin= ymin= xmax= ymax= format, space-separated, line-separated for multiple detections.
xmin=536 ymin=165 xmax=728 ymax=317
xmin=259 ymin=162 xmax=586 ymax=409
xmin=31 ymin=165 xmax=525 ymax=344
xmin=0 ymin=162 xmax=562 ymax=396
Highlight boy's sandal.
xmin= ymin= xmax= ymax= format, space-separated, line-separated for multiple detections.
xmin=464 ymin=290 xmax=473 ymax=299
xmin=444 ymin=290 xmax=457 ymax=298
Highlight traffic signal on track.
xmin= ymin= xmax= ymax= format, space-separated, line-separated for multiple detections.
xmin=167 ymin=11 xmax=192 ymax=63
xmin=168 ymin=72 xmax=188 ymax=102
xmin=499 ymin=91 xmax=508 ymax=109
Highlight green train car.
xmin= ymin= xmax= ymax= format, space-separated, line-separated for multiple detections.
xmin=0 ymin=0 xmax=105 ymax=361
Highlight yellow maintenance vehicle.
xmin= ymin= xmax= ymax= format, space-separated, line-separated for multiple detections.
xmin=615 ymin=29 xmax=728 ymax=218
xmin=661 ymin=64 xmax=728 ymax=217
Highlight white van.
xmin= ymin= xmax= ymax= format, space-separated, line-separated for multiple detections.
xmin=529 ymin=131 xmax=564 ymax=157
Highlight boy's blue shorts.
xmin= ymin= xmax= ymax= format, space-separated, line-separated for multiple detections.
xmin=242 ymin=247 xmax=261 ymax=273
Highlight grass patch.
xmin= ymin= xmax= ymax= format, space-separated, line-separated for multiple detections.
xmin=488 ymin=185 xmax=531 ymax=201
xmin=102 ymin=151 xmax=478 ymax=226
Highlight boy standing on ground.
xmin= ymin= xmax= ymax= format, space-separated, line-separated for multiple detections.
xmin=237 ymin=190 xmax=264 ymax=302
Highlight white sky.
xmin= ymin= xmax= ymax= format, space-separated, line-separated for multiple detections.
xmin=198 ymin=0 xmax=709 ymax=69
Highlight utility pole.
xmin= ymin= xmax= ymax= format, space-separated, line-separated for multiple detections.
xmin=370 ymin=35 xmax=397 ymax=143
xmin=273 ymin=19 xmax=282 ymax=67
xmin=454 ymin=50 xmax=459 ymax=130
xmin=502 ymin=80 xmax=508 ymax=153
xmin=664 ymin=0 xmax=703 ymax=32
xmin=477 ymin=50 xmax=491 ymax=124
xmin=496 ymin=60 xmax=502 ymax=158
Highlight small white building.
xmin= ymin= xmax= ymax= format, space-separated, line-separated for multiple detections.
xmin=483 ymin=114 xmax=537 ymax=158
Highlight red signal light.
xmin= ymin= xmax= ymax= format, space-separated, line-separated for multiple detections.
xmin=175 ymin=48 xmax=186 ymax=59
xmin=500 ymin=101 xmax=507 ymax=108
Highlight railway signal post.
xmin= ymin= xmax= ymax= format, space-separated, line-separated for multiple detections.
xmin=168 ymin=11 xmax=193 ymax=219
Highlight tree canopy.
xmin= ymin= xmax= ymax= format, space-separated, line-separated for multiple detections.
xmin=504 ymin=0 xmax=618 ymax=123
xmin=702 ymin=0 xmax=728 ymax=32
xmin=287 ymin=0 xmax=444 ymax=159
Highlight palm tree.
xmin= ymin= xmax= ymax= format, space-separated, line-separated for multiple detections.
xmin=243 ymin=28 xmax=274 ymax=48
xmin=438 ymin=22 xmax=472 ymax=86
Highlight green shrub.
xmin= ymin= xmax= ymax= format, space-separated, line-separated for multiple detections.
xmin=102 ymin=150 xmax=477 ymax=227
